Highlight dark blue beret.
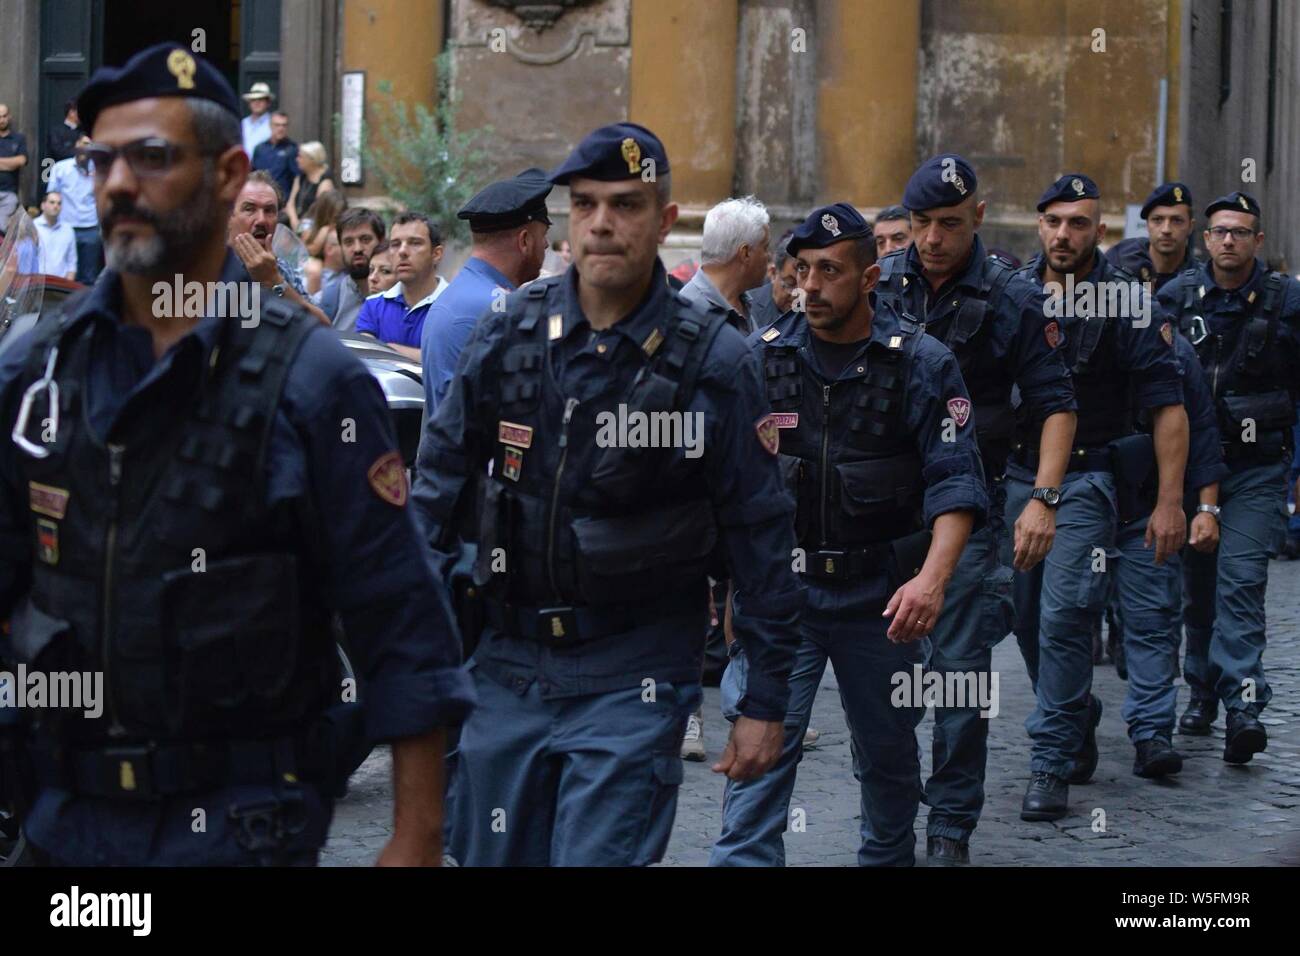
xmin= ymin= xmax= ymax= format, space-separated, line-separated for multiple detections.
xmin=1205 ymin=191 xmax=1260 ymax=220
xmin=1036 ymin=173 xmax=1100 ymax=212
xmin=903 ymin=154 xmax=977 ymax=211
xmin=787 ymin=202 xmax=871 ymax=256
xmin=458 ymin=167 xmax=553 ymax=231
xmin=1140 ymin=181 xmax=1193 ymax=219
xmin=549 ymin=122 xmax=670 ymax=185
xmin=77 ymin=43 xmax=241 ymax=136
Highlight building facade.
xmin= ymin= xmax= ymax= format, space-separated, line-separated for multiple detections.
xmin=1 ymin=0 xmax=1296 ymax=265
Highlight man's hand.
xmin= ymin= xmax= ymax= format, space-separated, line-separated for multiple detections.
xmin=883 ymin=570 xmax=945 ymax=644
xmin=231 ymin=232 xmax=282 ymax=286
xmin=1145 ymin=501 xmax=1187 ymax=564
xmin=712 ymin=715 xmax=782 ymax=781
xmin=1013 ymin=498 xmax=1057 ymax=571
xmin=1189 ymin=512 xmax=1220 ymax=553
xmin=376 ymin=833 xmax=442 ymax=867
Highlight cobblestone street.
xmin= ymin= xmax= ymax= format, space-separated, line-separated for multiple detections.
xmin=323 ymin=560 xmax=1300 ymax=867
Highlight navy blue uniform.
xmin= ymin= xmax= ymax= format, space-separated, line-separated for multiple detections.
xmin=712 ymin=301 xmax=987 ymax=866
xmin=1009 ymin=250 xmax=1183 ymax=783
xmin=412 ymin=260 xmax=803 ymax=865
xmin=0 ymin=254 xmax=473 ymax=864
xmin=1105 ymin=237 xmax=1197 ymax=293
xmin=1159 ymin=258 xmax=1300 ymax=730
xmin=874 ymin=234 xmax=1074 ymax=844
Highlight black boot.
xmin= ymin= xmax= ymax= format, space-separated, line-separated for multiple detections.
xmin=926 ymin=836 xmax=970 ymax=866
xmin=1223 ymin=711 xmax=1267 ymax=765
xmin=1067 ymin=695 xmax=1103 ymax=784
xmin=1021 ymin=772 xmax=1069 ymax=821
xmin=1133 ymin=737 xmax=1184 ymax=777
xmin=1179 ymin=698 xmax=1217 ymax=735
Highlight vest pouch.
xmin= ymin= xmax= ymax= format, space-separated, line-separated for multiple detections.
xmin=887 ymin=528 xmax=934 ymax=591
xmin=160 ymin=554 xmax=300 ymax=736
xmin=588 ymin=368 xmax=679 ymax=503
xmin=7 ymin=599 xmax=80 ymax=673
xmin=1220 ymin=390 xmax=1297 ymax=435
xmin=572 ymin=498 xmax=717 ymax=605
xmin=778 ymin=453 xmax=808 ymax=541
xmin=1106 ymin=433 xmax=1156 ymax=524
xmin=836 ymin=454 xmax=922 ymax=516
xmin=472 ymin=479 xmax=515 ymax=592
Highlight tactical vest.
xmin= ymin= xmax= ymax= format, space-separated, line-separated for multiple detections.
xmin=876 ymin=253 xmax=1018 ymax=471
xmin=760 ymin=323 xmax=925 ymax=550
xmin=472 ymin=278 xmax=727 ymax=611
xmin=1175 ymin=268 xmax=1297 ymax=454
xmin=11 ymin=297 xmax=336 ymax=745
xmin=1018 ymin=260 xmax=1136 ymax=450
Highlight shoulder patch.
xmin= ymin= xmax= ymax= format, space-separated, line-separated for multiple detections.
xmin=1044 ymin=320 xmax=1061 ymax=349
xmin=1160 ymin=321 xmax=1174 ymax=346
xmin=760 ymin=326 xmax=781 ymax=342
xmin=946 ymin=397 xmax=972 ymax=427
xmin=367 ymin=451 xmax=409 ymax=507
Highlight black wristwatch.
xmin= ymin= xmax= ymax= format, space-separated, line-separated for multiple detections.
xmin=270 ymin=282 xmax=287 ymax=297
xmin=1031 ymin=486 xmax=1062 ymax=508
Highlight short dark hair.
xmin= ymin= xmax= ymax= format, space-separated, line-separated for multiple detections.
xmin=391 ymin=211 xmax=442 ymax=246
xmin=271 ymin=110 xmax=289 ymax=122
xmin=773 ymin=230 xmax=795 ymax=269
xmin=336 ymin=207 xmax=386 ymax=244
xmin=190 ymin=99 xmax=241 ymax=157
xmin=875 ymin=204 xmax=909 ymax=225
xmin=853 ymin=233 xmax=877 ymax=268
xmin=64 ymin=98 xmax=78 ymax=114
xmin=371 ymin=239 xmax=391 ymax=256
xmin=244 ymin=169 xmax=284 ymax=210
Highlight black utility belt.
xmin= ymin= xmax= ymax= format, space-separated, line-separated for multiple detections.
xmin=800 ymin=528 xmax=933 ymax=586
xmin=1014 ymin=445 xmax=1114 ymax=474
xmin=31 ymin=734 xmax=325 ymax=801
xmin=801 ymin=546 xmax=888 ymax=582
xmin=486 ymin=592 xmax=696 ymax=646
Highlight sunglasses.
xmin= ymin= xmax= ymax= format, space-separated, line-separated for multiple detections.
xmin=78 ymin=137 xmax=218 ymax=180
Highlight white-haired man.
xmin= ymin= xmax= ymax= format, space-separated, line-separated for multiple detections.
xmin=676 ymin=196 xmax=771 ymax=763
xmin=680 ymin=195 xmax=771 ymax=335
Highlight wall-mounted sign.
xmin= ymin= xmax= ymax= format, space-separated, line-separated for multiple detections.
xmin=340 ymin=71 xmax=365 ymax=185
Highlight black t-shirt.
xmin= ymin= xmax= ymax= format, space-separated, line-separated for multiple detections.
xmin=810 ymin=334 xmax=869 ymax=381
xmin=0 ymin=131 xmax=28 ymax=193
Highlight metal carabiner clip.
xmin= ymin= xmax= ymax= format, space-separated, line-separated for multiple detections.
xmin=11 ymin=346 xmax=59 ymax=459
xmin=1187 ymin=315 xmax=1209 ymax=346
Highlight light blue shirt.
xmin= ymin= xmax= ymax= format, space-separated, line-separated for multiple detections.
xmin=419 ymin=256 xmax=514 ymax=412
xmin=46 ymin=158 xmax=97 ymax=228
xmin=241 ymin=113 xmax=272 ymax=157
xmin=33 ymin=217 xmax=77 ymax=277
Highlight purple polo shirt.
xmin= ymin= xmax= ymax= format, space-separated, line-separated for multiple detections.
xmin=355 ymin=275 xmax=449 ymax=346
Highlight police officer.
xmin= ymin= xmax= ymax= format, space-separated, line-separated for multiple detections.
xmin=1158 ymin=191 xmax=1300 ymax=762
xmin=1105 ymin=182 xmax=1199 ymax=292
xmin=411 ymin=123 xmax=803 ymax=866
xmin=873 ymin=155 xmax=1076 ymax=864
xmin=710 ymin=202 xmax=987 ymax=867
xmin=1012 ymin=174 xmax=1188 ymax=818
xmin=420 ymin=168 xmax=552 ymax=413
xmin=0 ymin=44 xmax=473 ymax=866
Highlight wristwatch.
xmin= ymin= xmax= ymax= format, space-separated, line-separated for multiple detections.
xmin=270 ymin=282 xmax=286 ymax=297
xmin=1030 ymin=487 xmax=1062 ymax=508
xmin=1196 ymin=504 xmax=1221 ymax=519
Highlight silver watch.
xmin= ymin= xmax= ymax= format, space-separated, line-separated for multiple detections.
xmin=1196 ymin=504 xmax=1221 ymax=519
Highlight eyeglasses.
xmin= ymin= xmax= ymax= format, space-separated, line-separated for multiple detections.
xmin=1207 ymin=226 xmax=1257 ymax=241
xmin=78 ymin=138 xmax=215 ymax=180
